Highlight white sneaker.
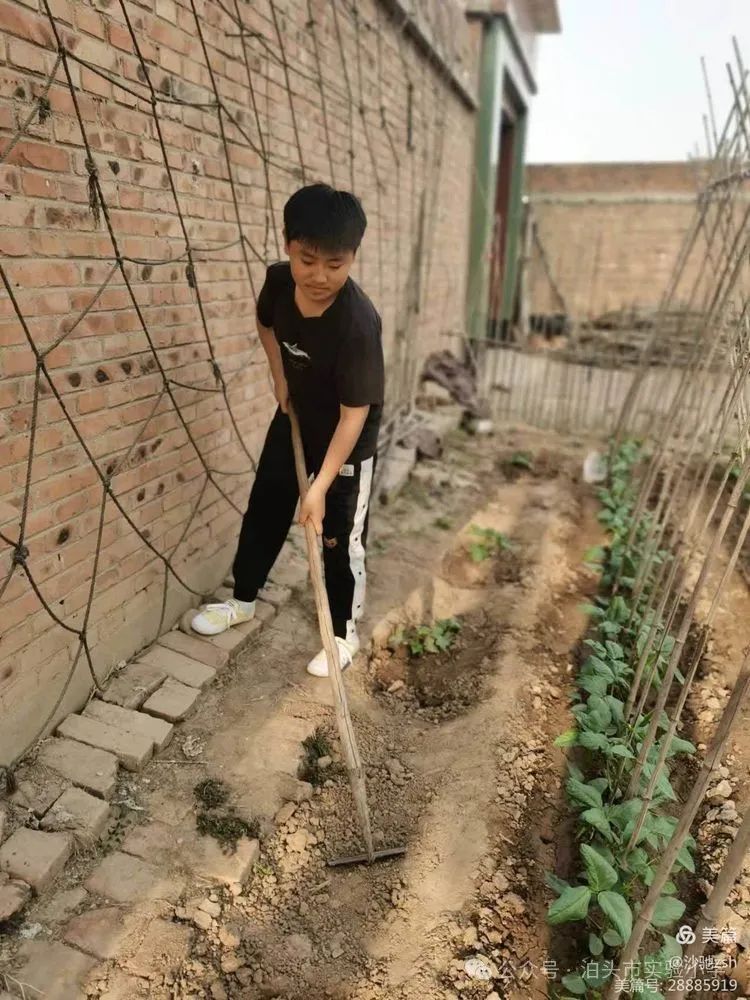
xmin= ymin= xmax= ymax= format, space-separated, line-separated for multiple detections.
xmin=306 ymin=635 xmax=360 ymax=677
xmin=191 ymin=598 xmax=255 ymax=636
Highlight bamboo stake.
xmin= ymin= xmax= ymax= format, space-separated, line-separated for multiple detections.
xmin=606 ymin=653 xmax=750 ymax=1000
xmin=625 ymin=453 xmax=750 ymax=806
xmin=626 ymin=497 xmax=750 ymax=854
xmin=670 ymin=801 xmax=750 ymax=999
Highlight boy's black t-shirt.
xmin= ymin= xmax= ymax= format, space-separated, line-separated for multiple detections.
xmin=256 ymin=261 xmax=385 ymax=467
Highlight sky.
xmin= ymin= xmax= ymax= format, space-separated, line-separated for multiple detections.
xmin=526 ymin=0 xmax=749 ymax=163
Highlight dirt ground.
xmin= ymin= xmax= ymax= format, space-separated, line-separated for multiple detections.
xmin=8 ymin=427 xmax=748 ymax=1000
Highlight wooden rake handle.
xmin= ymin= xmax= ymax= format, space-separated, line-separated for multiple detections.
xmin=287 ymin=404 xmax=375 ymax=862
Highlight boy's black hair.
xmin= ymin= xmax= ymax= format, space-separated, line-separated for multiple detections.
xmin=283 ymin=183 xmax=367 ymax=255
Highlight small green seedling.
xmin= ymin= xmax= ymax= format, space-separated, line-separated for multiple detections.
xmin=469 ymin=524 xmax=514 ymax=562
xmin=389 ymin=617 xmax=461 ymax=657
xmin=510 ymin=450 xmax=533 ymax=469
xmin=434 ymin=516 xmax=452 ymax=530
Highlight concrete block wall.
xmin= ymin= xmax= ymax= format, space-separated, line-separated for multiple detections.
xmin=0 ymin=0 xmax=479 ymax=764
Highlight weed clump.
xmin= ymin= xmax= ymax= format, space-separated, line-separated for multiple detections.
xmin=299 ymin=726 xmax=339 ymax=786
xmin=196 ymin=811 xmax=259 ymax=852
xmin=194 ymin=778 xmax=229 ymax=809
xmin=193 ymin=778 xmax=258 ymax=853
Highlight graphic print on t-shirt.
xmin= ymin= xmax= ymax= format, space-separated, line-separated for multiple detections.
xmin=282 ymin=341 xmax=311 ymax=369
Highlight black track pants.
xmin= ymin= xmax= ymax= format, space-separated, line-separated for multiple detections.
xmin=231 ymin=408 xmax=375 ymax=642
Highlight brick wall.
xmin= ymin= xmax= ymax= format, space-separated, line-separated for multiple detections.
xmin=524 ymin=161 xmax=712 ymax=319
xmin=0 ymin=0 xmax=480 ymax=764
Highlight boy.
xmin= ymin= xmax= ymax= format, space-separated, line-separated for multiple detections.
xmin=192 ymin=184 xmax=385 ymax=677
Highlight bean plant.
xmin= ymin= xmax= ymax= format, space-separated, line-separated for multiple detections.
xmin=547 ymin=440 xmax=697 ymax=999
xmin=389 ymin=617 xmax=462 ymax=657
xmin=468 ymin=524 xmax=515 ymax=563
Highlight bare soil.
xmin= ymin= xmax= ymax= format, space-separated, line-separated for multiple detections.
xmin=0 ymin=428 xmax=638 ymax=1000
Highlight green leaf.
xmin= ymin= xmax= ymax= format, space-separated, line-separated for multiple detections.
xmin=547 ymin=885 xmax=592 ymax=925
xmin=588 ymin=842 xmax=617 ymax=866
xmin=567 ymin=779 xmax=602 ymax=809
xmin=666 ymin=736 xmax=696 ymax=758
xmin=675 ymin=844 xmax=695 ymax=873
xmin=606 ymin=695 xmax=625 ymax=722
xmin=654 ymin=770 xmax=677 ymax=802
xmin=600 ymin=620 xmax=622 ymax=637
xmin=650 ymin=895 xmax=685 ymax=928
xmin=567 ymin=761 xmax=585 ymax=783
xmin=581 ymin=807 xmax=614 ymax=840
xmin=469 ymin=543 xmax=487 ymax=563
xmin=603 ymin=928 xmax=622 ymax=946
xmin=588 ymin=932 xmax=604 ymax=957
xmin=544 ymin=871 xmax=571 ymax=894
xmin=583 ymin=656 xmax=615 ymax=681
xmin=598 ymin=890 xmax=633 ymax=942
xmin=554 ymin=728 xmax=578 ymax=747
xmin=605 ymin=743 xmax=635 ymax=759
xmin=656 ymin=933 xmax=682 ymax=965
xmin=561 ymin=973 xmax=587 ymax=995
xmin=581 ymin=843 xmax=618 ymax=892
xmin=578 ymin=674 xmax=609 ymax=697
xmin=578 ymin=730 xmax=610 ymax=752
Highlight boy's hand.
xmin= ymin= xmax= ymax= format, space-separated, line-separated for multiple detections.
xmin=274 ymin=376 xmax=289 ymax=414
xmin=299 ymin=481 xmax=325 ymax=535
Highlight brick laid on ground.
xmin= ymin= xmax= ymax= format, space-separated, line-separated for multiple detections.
xmin=141 ymin=678 xmax=200 ymax=722
xmin=0 ymin=828 xmax=73 ymax=893
xmin=158 ymin=628 xmax=230 ymax=670
xmin=254 ymin=598 xmax=276 ymax=624
xmin=137 ymin=645 xmax=216 ymax=688
xmin=0 ymin=871 xmax=31 ymax=921
xmin=258 ymin=581 xmax=292 ymax=607
xmin=121 ymin=820 xmax=259 ymax=886
xmin=100 ymin=661 xmax=167 ymax=709
xmin=10 ymin=940 xmax=97 ymax=1000
xmin=9 ymin=773 xmax=66 ymax=817
xmin=85 ymin=851 xmax=184 ymax=903
xmin=209 ymin=616 xmax=263 ymax=652
xmin=38 ymin=737 xmax=119 ymax=799
xmin=269 ymin=555 xmax=309 ymax=589
xmin=57 ymin=714 xmax=153 ymax=771
xmin=83 ymin=699 xmax=174 ymax=750
xmin=63 ymin=905 xmax=131 ymax=960
xmin=40 ymin=786 xmax=111 ymax=843
xmin=121 ymin=917 xmax=193 ymax=978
